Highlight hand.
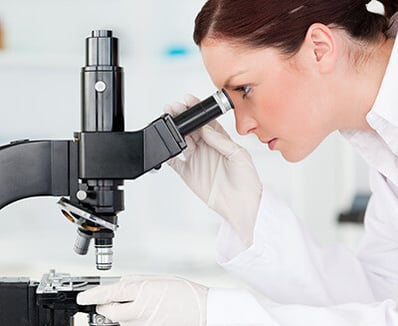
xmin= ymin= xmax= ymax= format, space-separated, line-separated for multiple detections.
xmin=77 ymin=275 xmax=208 ymax=326
xmin=165 ymin=95 xmax=263 ymax=247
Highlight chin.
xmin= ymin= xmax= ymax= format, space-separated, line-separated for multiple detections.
xmin=280 ymin=149 xmax=312 ymax=163
xmin=280 ymin=137 xmax=326 ymax=163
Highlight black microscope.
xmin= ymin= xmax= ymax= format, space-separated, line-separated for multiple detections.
xmin=0 ymin=30 xmax=234 ymax=325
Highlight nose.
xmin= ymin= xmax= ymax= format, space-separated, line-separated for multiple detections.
xmin=233 ymin=107 xmax=257 ymax=135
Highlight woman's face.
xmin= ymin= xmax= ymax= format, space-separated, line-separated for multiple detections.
xmin=201 ymin=38 xmax=337 ymax=162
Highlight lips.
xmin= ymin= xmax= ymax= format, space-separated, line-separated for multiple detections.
xmin=259 ymin=136 xmax=278 ymax=150
xmin=267 ymin=138 xmax=278 ymax=150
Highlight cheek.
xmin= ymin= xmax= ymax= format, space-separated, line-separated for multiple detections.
xmin=256 ymin=73 xmax=317 ymax=134
xmin=253 ymin=83 xmax=298 ymax=132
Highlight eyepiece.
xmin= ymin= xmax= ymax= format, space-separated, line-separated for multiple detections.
xmin=85 ymin=29 xmax=119 ymax=67
xmin=82 ymin=29 xmax=124 ymax=132
xmin=172 ymin=89 xmax=234 ymax=137
xmin=215 ymin=89 xmax=235 ymax=112
xmin=92 ymin=30 xmax=113 ymax=38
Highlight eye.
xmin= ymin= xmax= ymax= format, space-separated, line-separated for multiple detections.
xmin=233 ymin=85 xmax=252 ymax=99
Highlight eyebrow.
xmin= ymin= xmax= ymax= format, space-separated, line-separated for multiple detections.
xmin=222 ymin=70 xmax=248 ymax=89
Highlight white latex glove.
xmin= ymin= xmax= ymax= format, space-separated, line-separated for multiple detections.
xmin=165 ymin=94 xmax=263 ymax=247
xmin=77 ymin=275 xmax=208 ymax=326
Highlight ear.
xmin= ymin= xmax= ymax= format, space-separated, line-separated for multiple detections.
xmin=302 ymin=23 xmax=337 ymax=74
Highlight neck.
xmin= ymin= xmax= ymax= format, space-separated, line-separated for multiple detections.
xmin=338 ymin=37 xmax=395 ymax=131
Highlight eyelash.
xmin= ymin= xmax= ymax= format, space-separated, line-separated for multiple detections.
xmin=234 ymin=85 xmax=252 ymax=99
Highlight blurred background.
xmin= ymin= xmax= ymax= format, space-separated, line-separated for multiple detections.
xmin=0 ymin=0 xmax=371 ymax=314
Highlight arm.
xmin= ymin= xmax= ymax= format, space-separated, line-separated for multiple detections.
xmin=77 ymin=275 xmax=398 ymax=326
xmin=357 ymin=169 xmax=398 ymax=300
xmin=166 ymin=96 xmax=377 ymax=305
xmin=208 ymin=288 xmax=398 ymax=326
xmin=224 ymin=169 xmax=398 ymax=304
xmin=217 ymin=188 xmax=376 ymax=305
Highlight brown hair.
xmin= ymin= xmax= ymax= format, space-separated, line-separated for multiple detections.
xmin=194 ymin=0 xmax=398 ymax=55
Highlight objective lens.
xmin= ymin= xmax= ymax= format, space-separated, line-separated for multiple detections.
xmin=95 ymin=245 xmax=113 ymax=270
xmin=74 ymin=229 xmax=92 ymax=255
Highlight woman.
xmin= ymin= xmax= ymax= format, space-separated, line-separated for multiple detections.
xmin=78 ymin=0 xmax=398 ymax=325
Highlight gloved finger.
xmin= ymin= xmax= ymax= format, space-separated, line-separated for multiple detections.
xmin=163 ymin=103 xmax=173 ymax=115
xmin=77 ymin=281 xmax=141 ymax=305
xmin=119 ymin=274 xmax=168 ymax=283
xmin=163 ymin=101 xmax=187 ymax=116
xmin=164 ymin=93 xmax=199 ymax=118
xmin=183 ymin=93 xmax=200 ymax=107
xmin=120 ymin=274 xmax=185 ymax=283
xmin=168 ymin=156 xmax=188 ymax=175
xmin=212 ymin=120 xmax=232 ymax=138
xmin=167 ymin=133 xmax=197 ymax=169
xmin=96 ymin=301 xmax=142 ymax=323
xmin=200 ymin=125 xmax=242 ymax=158
xmin=181 ymin=134 xmax=200 ymax=158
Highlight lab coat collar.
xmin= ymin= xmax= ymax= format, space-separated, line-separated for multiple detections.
xmin=340 ymin=33 xmax=398 ymax=186
xmin=366 ymin=35 xmax=398 ymax=129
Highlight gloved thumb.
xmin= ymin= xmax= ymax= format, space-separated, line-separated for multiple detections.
xmin=77 ymin=281 xmax=141 ymax=305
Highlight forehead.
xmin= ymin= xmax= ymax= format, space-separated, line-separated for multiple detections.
xmin=200 ymin=38 xmax=285 ymax=87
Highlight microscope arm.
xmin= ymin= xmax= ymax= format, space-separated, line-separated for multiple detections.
xmin=0 ymin=140 xmax=79 ymax=210
xmin=0 ymin=112 xmax=182 ymax=211
xmin=78 ymin=114 xmax=186 ymax=180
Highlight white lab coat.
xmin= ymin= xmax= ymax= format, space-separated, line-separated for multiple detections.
xmin=206 ymin=37 xmax=398 ymax=325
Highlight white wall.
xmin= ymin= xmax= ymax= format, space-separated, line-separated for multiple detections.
xmin=0 ymin=0 xmax=369 ymax=292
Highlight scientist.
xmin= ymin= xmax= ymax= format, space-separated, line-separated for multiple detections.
xmin=78 ymin=0 xmax=398 ymax=325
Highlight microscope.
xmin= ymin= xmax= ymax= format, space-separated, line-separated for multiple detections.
xmin=0 ymin=30 xmax=234 ymax=325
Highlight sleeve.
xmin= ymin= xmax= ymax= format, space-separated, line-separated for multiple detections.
xmin=207 ymin=288 xmax=398 ymax=326
xmin=215 ymin=187 xmax=376 ymax=306
xmin=357 ymin=169 xmax=398 ymax=300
